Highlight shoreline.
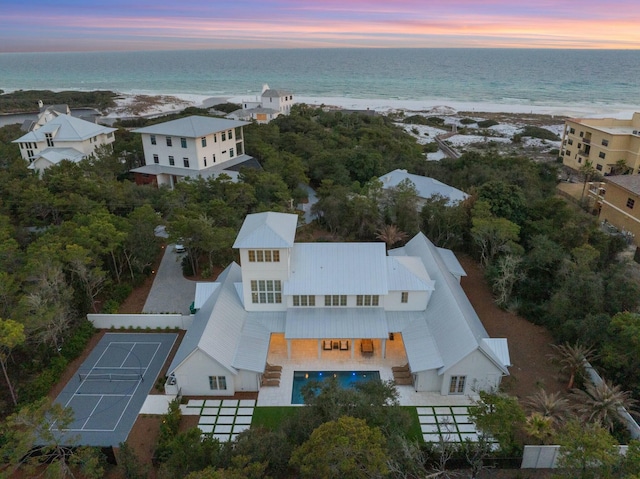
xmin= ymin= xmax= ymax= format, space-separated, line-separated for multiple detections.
xmin=116 ymin=91 xmax=640 ymax=120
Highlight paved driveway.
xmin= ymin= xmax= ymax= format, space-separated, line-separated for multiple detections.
xmin=143 ymin=245 xmax=196 ymax=315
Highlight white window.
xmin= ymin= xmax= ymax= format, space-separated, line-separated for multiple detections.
xmin=248 ymin=250 xmax=280 ymax=262
xmin=150 ymin=135 xmax=156 ymax=145
xmin=209 ymin=376 xmax=227 ymax=390
xmin=401 ymin=292 xmax=409 ymax=303
xmin=449 ymin=376 xmax=466 ymax=394
xmin=166 ymin=137 xmax=172 ymax=147
xmin=293 ymin=295 xmax=315 ymax=306
xmin=201 ymin=137 xmax=207 ymax=147
xmin=169 ymin=156 xmax=175 ymax=166
xmin=324 ymin=295 xmax=347 ymax=306
xmin=228 ymin=130 xmax=233 ymax=140
xmin=181 ymin=137 xmax=187 ymax=148
xmin=251 ymin=280 xmax=282 ymax=304
xmin=203 ymin=157 xmax=207 ymax=167
xmin=356 ymin=295 xmax=379 ymax=306
xmin=153 ymin=154 xmax=159 ymax=164
xmin=230 ymin=148 xmax=234 ymax=158
xmin=222 ymin=132 xmax=226 ymax=141
xmin=45 ymin=133 xmax=54 ymax=147
xmin=183 ymin=158 xmax=190 ymax=168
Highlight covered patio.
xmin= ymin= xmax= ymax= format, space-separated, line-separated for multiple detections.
xmin=256 ymin=333 xmax=475 ymax=407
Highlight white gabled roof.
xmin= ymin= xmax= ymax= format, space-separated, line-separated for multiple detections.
xmin=132 ymin=115 xmax=248 ymax=138
xmin=194 ymin=282 xmax=219 ymax=310
xmin=285 ymin=243 xmax=388 ymax=295
xmin=482 ymin=338 xmax=512 ymax=367
xmin=379 ymin=169 xmax=468 ymax=205
xmin=387 ymin=256 xmax=434 ymax=291
xmin=401 ymin=317 xmax=445 ymax=372
xmin=436 ymin=247 xmax=467 ymax=278
xmin=233 ymin=212 xmax=298 ymax=249
xmin=391 ymin=233 xmax=509 ymax=375
xmin=27 ymin=147 xmax=85 ymax=168
xmin=13 ymin=114 xmax=115 ymax=143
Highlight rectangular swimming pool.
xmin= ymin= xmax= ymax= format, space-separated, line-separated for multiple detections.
xmin=291 ymin=370 xmax=381 ymax=405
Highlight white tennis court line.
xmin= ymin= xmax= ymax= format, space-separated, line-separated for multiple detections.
xmin=57 ymin=340 xmax=162 ymax=433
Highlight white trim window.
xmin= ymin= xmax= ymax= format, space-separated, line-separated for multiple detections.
xmin=293 ymin=295 xmax=315 ymax=306
xmin=324 ymin=295 xmax=347 ymax=306
xmin=401 ymin=292 xmax=409 ymax=303
xmin=356 ymin=295 xmax=379 ymax=306
xmin=248 ymin=250 xmax=280 ymax=262
xmin=449 ymin=375 xmax=466 ymax=394
xmin=209 ymin=376 xmax=227 ymax=390
xmin=251 ymin=280 xmax=282 ymax=304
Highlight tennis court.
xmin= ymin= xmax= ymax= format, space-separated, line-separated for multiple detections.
xmin=53 ymin=332 xmax=177 ymax=446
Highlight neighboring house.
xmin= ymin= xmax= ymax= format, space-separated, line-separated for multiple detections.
xmin=20 ymin=101 xmax=71 ymax=132
xmin=166 ymin=212 xmax=510 ymax=398
xmin=560 ymin=112 xmax=640 ymax=175
xmin=13 ymin=113 xmax=116 ymax=175
xmin=227 ymin=84 xmax=294 ymax=124
xmin=379 ymin=169 xmax=469 ymax=207
xmin=130 ymin=116 xmax=257 ymax=188
xmin=588 ymin=175 xmax=640 ymax=245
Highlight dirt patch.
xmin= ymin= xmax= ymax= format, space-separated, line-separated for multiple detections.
xmin=458 ymin=255 xmax=565 ymax=400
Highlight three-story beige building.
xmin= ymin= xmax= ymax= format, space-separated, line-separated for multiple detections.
xmin=560 ymin=112 xmax=640 ymax=175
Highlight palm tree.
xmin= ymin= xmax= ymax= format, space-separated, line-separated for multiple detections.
xmin=548 ymin=342 xmax=597 ymax=390
xmin=524 ymin=390 xmax=571 ymax=425
xmin=571 ymin=379 xmax=638 ymax=432
xmin=524 ymin=413 xmax=555 ymax=445
xmin=376 ymin=224 xmax=408 ymax=250
xmin=579 ymin=159 xmax=597 ymax=202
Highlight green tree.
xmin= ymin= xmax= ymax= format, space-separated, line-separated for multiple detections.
xmin=0 ymin=318 xmax=25 ymax=406
xmin=571 ymin=379 xmax=637 ymax=432
xmin=477 ymin=180 xmax=527 ymax=224
xmin=1 ymin=398 xmax=105 ymax=478
xmin=548 ymin=342 xmax=596 ymax=390
xmin=470 ymin=200 xmax=521 ymax=267
xmin=468 ymin=391 xmax=526 ymax=454
xmin=555 ymin=419 xmax=619 ymax=479
xmin=290 ymin=416 xmax=389 ymax=479
xmin=600 ymin=312 xmax=640 ymax=389
xmin=420 ymin=194 xmax=469 ymax=249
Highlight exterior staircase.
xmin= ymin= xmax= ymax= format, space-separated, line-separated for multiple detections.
xmin=261 ymin=363 xmax=282 ymax=387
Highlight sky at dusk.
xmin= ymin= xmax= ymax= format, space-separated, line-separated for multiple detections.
xmin=2 ymin=0 xmax=640 ymax=52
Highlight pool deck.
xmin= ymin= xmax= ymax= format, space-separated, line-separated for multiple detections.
xmin=257 ymin=335 xmax=476 ymax=407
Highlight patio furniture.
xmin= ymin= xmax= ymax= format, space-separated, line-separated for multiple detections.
xmin=340 ymin=340 xmax=349 ymax=351
xmin=323 ymin=340 xmax=333 ymax=350
xmin=361 ymin=339 xmax=374 ymax=355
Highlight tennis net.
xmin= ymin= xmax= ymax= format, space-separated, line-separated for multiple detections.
xmin=78 ymin=372 xmax=143 ymax=382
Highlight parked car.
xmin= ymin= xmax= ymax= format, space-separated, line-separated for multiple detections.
xmin=174 ymin=243 xmax=186 ymax=253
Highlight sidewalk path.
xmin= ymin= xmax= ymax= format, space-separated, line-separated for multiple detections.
xmin=143 ymin=246 xmax=196 ymax=315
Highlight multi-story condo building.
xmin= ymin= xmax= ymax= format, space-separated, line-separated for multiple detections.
xmin=560 ymin=112 xmax=640 ymax=175
xmin=131 ymin=116 xmax=254 ymax=188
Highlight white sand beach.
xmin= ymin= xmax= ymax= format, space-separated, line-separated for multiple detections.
xmin=107 ymin=91 xmax=640 ymax=121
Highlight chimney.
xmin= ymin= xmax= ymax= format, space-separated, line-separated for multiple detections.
xmin=38 ymin=100 xmax=43 ymax=109
xmin=261 ymin=83 xmax=269 ymax=94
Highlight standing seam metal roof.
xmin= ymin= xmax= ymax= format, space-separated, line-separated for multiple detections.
xmin=132 ymin=115 xmax=248 ymax=137
xmin=233 ymin=212 xmax=298 ymax=249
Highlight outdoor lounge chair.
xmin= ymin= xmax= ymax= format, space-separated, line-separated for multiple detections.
xmin=360 ymin=339 xmax=374 ymax=355
xmin=340 ymin=340 xmax=349 ymax=351
xmin=323 ymin=340 xmax=333 ymax=350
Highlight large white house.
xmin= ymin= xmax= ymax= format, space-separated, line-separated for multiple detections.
xmin=13 ymin=113 xmax=116 ymax=174
xmin=166 ymin=212 xmax=510 ymax=399
xmin=227 ymin=84 xmax=295 ymax=124
xmin=131 ymin=116 xmax=257 ymax=188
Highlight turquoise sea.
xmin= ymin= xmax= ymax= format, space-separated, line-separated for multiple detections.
xmin=1 ymin=48 xmax=639 ymax=111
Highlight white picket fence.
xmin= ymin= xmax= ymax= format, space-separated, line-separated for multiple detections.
xmin=87 ymin=313 xmax=192 ymax=330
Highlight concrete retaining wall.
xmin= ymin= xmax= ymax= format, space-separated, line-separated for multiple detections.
xmin=87 ymin=313 xmax=192 ymax=330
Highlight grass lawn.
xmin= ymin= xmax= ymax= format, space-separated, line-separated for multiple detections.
xmin=403 ymin=406 xmax=423 ymax=442
xmin=251 ymin=406 xmax=299 ymax=430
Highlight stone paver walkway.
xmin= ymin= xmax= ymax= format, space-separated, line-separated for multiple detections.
xmin=417 ymin=405 xmax=496 ymax=446
xmin=182 ymin=399 xmax=256 ymax=442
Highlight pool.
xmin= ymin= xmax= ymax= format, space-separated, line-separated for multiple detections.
xmin=291 ymin=370 xmax=381 ymax=404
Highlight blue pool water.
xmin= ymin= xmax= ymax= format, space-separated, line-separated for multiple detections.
xmin=291 ymin=370 xmax=381 ymax=405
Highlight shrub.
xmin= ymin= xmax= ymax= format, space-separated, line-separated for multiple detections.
xmin=403 ymin=115 xmax=429 ymax=125
xmin=101 ymin=299 xmax=120 ymax=314
xmin=520 ymin=126 xmax=560 ymax=141
xmin=460 ymin=118 xmax=476 ymax=125
xmin=478 ymin=119 xmax=499 ymax=128
xmin=60 ymin=319 xmax=96 ymax=360
xmin=112 ymin=283 xmax=133 ymax=303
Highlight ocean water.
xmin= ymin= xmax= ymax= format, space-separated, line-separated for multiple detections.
xmin=1 ymin=48 xmax=639 ymax=112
